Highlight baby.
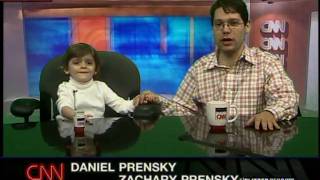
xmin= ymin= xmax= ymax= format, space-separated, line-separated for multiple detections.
xmin=56 ymin=43 xmax=140 ymax=121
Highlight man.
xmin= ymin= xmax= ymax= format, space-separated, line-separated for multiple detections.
xmin=139 ymin=0 xmax=299 ymax=131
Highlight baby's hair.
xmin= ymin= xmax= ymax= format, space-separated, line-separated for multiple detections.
xmin=62 ymin=43 xmax=100 ymax=75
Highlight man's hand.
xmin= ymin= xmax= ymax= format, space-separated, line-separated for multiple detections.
xmin=134 ymin=91 xmax=160 ymax=106
xmin=245 ymin=111 xmax=280 ymax=131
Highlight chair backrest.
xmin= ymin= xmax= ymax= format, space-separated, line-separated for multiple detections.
xmin=39 ymin=51 xmax=140 ymax=121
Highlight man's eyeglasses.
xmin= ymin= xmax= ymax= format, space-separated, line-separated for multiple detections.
xmin=214 ymin=19 xmax=244 ymax=30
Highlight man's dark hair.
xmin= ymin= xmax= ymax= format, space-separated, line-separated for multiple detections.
xmin=210 ymin=0 xmax=249 ymax=25
xmin=63 ymin=43 xmax=100 ymax=75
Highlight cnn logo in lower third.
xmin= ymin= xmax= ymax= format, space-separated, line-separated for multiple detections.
xmin=25 ymin=163 xmax=65 ymax=180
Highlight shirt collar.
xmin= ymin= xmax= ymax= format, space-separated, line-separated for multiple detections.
xmin=241 ymin=45 xmax=257 ymax=65
xmin=206 ymin=45 xmax=256 ymax=70
xmin=69 ymin=77 xmax=94 ymax=90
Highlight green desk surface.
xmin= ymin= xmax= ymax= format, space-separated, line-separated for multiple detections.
xmin=3 ymin=116 xmax=318 ymax=157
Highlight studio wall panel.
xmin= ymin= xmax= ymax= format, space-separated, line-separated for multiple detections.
xmin=23 ymin=15 xmax=214 ymax=96
xmin=24 ymin=18 xmax=71 ymax=96
xmin=72 ymin=16 xmax=109 ymax=51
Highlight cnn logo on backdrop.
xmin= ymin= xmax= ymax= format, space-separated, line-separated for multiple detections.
xmin=25 ymin=163 xmax=65 ymax=180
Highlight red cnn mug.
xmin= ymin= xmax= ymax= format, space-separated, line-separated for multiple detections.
xmin=74 ymin=111 xmax=85 ymax=137
xmin=205 ymin=101 xmax=238 ymax=132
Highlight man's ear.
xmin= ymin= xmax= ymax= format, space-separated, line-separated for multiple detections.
xmin=245 ymin=21 xmax=251 ymax=33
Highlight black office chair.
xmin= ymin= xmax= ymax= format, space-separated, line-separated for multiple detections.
xmin=10 ymin=51 xmax=160 ymax=145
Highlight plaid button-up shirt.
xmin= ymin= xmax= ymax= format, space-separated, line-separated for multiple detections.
xmin=161 ymin=46 xmax=299 ymax=121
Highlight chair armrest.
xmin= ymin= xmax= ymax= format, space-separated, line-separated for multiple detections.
xmin=133 ymin=103 xmax=162 ymax=121
xmin=10 ymin=98 xmax=40 ymax=117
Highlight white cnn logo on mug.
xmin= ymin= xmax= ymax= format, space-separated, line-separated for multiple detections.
xmin=215 ymin=108 xmax=227 ymax=120
xmin=205 ymin=101 xmax=238 ymax=127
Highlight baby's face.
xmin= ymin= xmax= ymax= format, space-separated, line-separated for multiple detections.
xmin=65 ymin=54 xmax=96 ymax=84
